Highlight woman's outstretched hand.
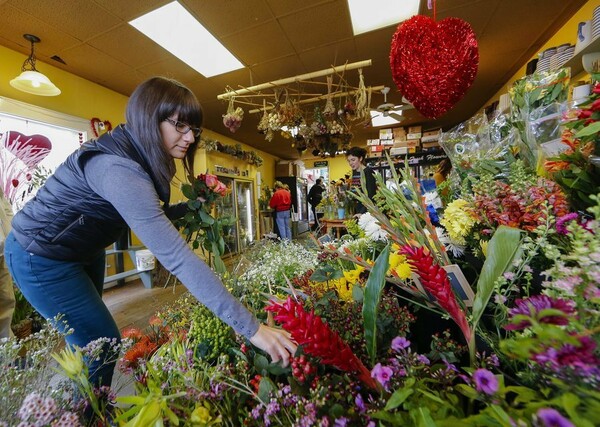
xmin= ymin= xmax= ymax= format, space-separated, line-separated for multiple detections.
xmin=249 ymin=324 xmax=297 ymax=367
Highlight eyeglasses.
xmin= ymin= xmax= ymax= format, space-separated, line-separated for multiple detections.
xmin=164 ymin=118 xmax=202 ymax=138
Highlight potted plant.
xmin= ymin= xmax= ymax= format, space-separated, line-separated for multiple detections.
xmin=11 ymin=286 xmax=35 ymax=339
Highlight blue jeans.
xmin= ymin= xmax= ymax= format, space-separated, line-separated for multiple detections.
xmin=275 ymin=210 xmax=292 ymax=240
xmin=4 ymin=232 xmax=120 ymax=388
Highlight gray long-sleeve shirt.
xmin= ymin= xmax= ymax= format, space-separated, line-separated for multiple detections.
xmin=85 ymin=153 xmax=259 ymax=339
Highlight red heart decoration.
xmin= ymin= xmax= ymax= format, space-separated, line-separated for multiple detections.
xmin=5 ymin=131 xmax=52 ymax=168
xmin=390 ymin=15 xmax=479 ymax=119
xmin=90 ymin=117 xmax=113 ymax=138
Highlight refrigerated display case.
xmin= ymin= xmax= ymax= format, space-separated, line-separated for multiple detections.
xmin=276 ymin=175 xmax=310 ymax=236
xmin=215 ymin=177 xmax=256 ymax=256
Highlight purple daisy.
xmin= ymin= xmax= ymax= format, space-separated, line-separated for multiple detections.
xmin=371 ymin=363 xmax=393 ymax=390
xmin=472 ymin=368 xmax=498 ymax=395
xmin=391 ymin=336 xmax=411 ymax=352
xmin=536 ymin=408 xmax=574 ymax=427
xmin=505 ymin=295 xmax=575 ymax=331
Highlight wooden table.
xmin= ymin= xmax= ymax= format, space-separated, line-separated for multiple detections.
xmin=321 ymin=218 xmax=348 ymax=239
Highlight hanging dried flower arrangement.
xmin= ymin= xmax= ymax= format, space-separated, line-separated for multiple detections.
xmin=222 ymin=95 xmax=244 ymax=133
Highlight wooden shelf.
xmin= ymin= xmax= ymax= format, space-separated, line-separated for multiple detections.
xmin=563 ymin=37 xmax=600 ymax=77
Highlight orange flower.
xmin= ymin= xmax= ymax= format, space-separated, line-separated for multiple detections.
xmin=544 ymin=159 xmax=571 ymax=172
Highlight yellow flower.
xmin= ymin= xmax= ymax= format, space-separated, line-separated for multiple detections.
xmin=191 ymin=402 xmax=222 ymax=426
xmin=387 ymin=251 xmax=412 ymax=279
xmin=52 ymin=346 xmax=85 ymax=379
xmin=439 ymin=199 xmax=479 ymax=245
xmin=332 ymin=277 xmax=353 ymax=301
xmin=343 ymin=265 xmax=365 ymax=285
xmin=480 ymin=240 xmax=489 ymax=258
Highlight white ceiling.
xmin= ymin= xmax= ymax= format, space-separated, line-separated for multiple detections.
xmin=0 ymin=0 xmax=586 ymax=159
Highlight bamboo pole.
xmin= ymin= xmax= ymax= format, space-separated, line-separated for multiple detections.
xmin=248 ymin=85 xmax=384 ymax=114
xmin=216 ymin=59 xmax=372 ymax=100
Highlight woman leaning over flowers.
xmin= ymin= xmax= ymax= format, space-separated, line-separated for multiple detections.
xmin=4 ymin=77 xmax=296 ymax=392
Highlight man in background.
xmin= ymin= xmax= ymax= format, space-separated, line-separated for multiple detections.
xmin=307 ymin=178 xmax=325 ymax=230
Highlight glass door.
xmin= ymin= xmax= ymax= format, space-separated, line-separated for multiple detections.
xmin=215 ymin=176 xmax=238 ymax=255
xmin=235 ymin=180 xmax=256 ymax=253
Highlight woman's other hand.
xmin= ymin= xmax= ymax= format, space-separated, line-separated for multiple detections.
xmin=249 ymin=324 xmax=297 ymax=367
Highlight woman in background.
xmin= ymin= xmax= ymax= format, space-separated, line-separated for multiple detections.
xmin=269 ymin=180 xmax=292 ymax=240
xmin=346 ymin=146 xmax=377 ymax=215
xmin=433 ymin=158 xmax=452 ymax=187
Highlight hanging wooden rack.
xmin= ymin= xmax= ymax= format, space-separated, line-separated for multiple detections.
xmin=248 ymin=85 xmax=384 ymax=114
xmin=216 ymin=59 xmax=372 ymax=101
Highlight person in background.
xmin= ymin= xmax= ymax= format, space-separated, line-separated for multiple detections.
xmin=307 ymin=178 xmax=325 ymax=230
xmin=269 ymin=180 xmax=292 ymax=240
xmin=4 ymin=77 xmax=296 ymax=390
xmin=433 ymin=158 xmax=452 ymax=187
xmin=346 ymin=146 xmax=377 ymax=215
xmin=0 ymin=188 xmax=15 ymax=339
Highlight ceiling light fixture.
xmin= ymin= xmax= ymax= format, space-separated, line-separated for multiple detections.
xmin=9 ymin=34 xmax=61 ymax=96
xmin=129 ymin=1 xmax=244 ymax=77
xmin=347 ymin=0 xmax=420 ymax=35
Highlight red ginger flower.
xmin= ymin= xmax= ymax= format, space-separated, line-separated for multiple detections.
xmin=401 ymin=245 xmax=472 ymax=344
xmin=266 ymin=297 xmax=377 ymax=390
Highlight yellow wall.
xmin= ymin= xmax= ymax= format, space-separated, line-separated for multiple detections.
xmin=303 ymin=156 xmax=352 ymax=182
xmin=0 ymin=45 xmax=128 ymax=126
xmin=1 ymin=43 xmax=279 ymax=273
xmin=487 ymin=0 xmax=600 ymax=105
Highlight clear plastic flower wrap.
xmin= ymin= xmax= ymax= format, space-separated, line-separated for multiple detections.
xmin=524 ymin=101 xmax=569 ymax=172
xmin=438 ymin=112 xmax=491 ymax=169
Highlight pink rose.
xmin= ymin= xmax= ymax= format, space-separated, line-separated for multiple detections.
xmin=204 ymin=174 xmax=219 ymax=188
xmin=214 ymin=181 xmax=228 ymax=197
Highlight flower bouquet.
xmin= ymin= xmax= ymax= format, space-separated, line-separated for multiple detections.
xmin=544 ymin=83 xmax=600 ymax=211
xmin=176 ymin=173 xmax=234 ymax=274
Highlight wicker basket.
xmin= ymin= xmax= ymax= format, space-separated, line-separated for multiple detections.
xmin=12 ymin=318 xmax=33 ymax=340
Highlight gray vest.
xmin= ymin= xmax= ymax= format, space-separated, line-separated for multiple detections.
xmin=11 ymin=125 xmax=170 ymax=261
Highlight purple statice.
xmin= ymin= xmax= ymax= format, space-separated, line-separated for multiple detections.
xmin=354 ymin=393 xmax=366 ymax=413
xmin=334 ymin=417 xmax=350 ymax=426
xmin=555 ymin=213 xmax=578 ymax=235
xmin=536 ymin=408 xmax=574 ymax=427
xmin=371 ymin=363 xmax=394 ymax=390
xmin=473 ymin=368 xmax=498 ymax=395
xmin=505 ymin=295 xmax=575 ymax=330
xmin=416 ymin=354 xmax=431 ymax=365
xmin=391 ymin=336 xmax=411 ymax=352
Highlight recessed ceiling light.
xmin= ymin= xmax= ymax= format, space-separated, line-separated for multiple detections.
xmin=129 ymin=1 xmax=244 ymax=77
xmin=347 ymin=0 xmax=420 ymax=35
xmin=370 ymin=110 xmax=403 ymax=127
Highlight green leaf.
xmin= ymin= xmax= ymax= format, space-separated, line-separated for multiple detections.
xmin=385 ymin=386 xmax=414 ymax=410
xmin=412 ymin=406 xmax=437 ymax=427
xmin=328 ymin=403 xmax=345 ymax=419
xmin=471 ymin=226 xmax=522 ymax=331
xmin=184 ymin=212 xmax=195 ymax=223
xmin=181 ymin=184 xmax=196 ymax=200
xmin=370 ymin=410 xmax=407 ymax=424
xmin=363 ymin=244 xmax=390 ymax=365
xmin=575 ymin=121 xmax=600 ymax=138
xmin=310 ymin=265 xmax=343 ymax=282
xmin=352 ymin=283 xmax=364 ymax=302
xmin=199 ymin=210 xmax=215 ymax=225
xmin=257 ymin=377 xmax=277 ymax=403
xmin=254 ymin=354 xmax=269 ymax=373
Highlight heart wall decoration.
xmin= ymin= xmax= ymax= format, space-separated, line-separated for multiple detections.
xmin=90 ymin=117 xmax=113 ymax=138
xmin=5 ymin=131 xmax=52 ymax=168
xmin=390 ymin=14 xmax=479 ymax=119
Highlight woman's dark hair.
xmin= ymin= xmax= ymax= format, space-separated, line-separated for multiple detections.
xmin=436 ymin=158 xmax=452 ymax=178
xmin=126 ymin=76 xmax=203 ymax=186
xmin=346 ymin=146 xmax=367 ymax=162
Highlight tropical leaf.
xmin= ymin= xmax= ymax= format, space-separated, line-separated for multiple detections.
xmin=363 ymin=244 xmax=390 ymax=365
xmin=471 ymin=226 xmax=523 ymax=330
